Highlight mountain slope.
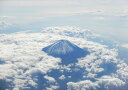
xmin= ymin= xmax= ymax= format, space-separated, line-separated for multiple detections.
xmin=42 ymin=40 xmax=89 ymax=64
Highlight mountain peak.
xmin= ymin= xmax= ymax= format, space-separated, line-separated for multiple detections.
xmin=43 ymin=40 xmax=78 ymax=55
xmin=42 ymin=40 xmax=89 ymax=63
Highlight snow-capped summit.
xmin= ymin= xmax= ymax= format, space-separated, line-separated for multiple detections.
xmin=43 ymin=40 xmax=77 ymax=55
xmin=42 ymin=40 xmax=89 ymax=64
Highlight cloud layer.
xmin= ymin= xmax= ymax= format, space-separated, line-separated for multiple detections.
xmin=0 ymin=27 xmax=128 ymax=90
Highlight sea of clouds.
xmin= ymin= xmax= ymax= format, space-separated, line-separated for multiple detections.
xmin=0 ymin=26 xmax=128 ymax=90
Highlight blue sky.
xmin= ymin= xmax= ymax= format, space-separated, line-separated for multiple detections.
xmin=0 ymin=0 xmax=128 ymax=42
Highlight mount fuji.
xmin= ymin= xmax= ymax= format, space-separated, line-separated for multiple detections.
xmin=42 ymin=40 xmax=89 ymax=64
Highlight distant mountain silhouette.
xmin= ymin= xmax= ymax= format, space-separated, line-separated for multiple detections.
xmin=42 ymin=40 xmax=89 ymax=65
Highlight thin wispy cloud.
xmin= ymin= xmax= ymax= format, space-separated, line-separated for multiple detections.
xmin=0 ymin=0 xmax=128 ymax=42
xmin=0 ymin=0 xmax=78 ymax=7
xmin=0 ymin=0 xmax=128 ymax=16
xmin=121 ymin=44 xmax=128 ymax=48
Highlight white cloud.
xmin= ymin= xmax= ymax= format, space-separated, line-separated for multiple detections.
xmin=121 ymin=44 xmax=128 ymax=48
xmin=0 ymin=16 xmax=11 ymax=18
xmin=59 ymin=75 xmax=66 ymax=80
xmin=42 ymin=26 xmax=100 ymax=39
xmin=46 ymin=85 xmax=59 ymax=90
xmin=67 ymin=80 xmax=99 ymax=90
xmin=0 ymin=27 xmax=128 ymax=89
xmin=0 ymin=21 xmax=12 ymax=31
xmin=44 ymin=75 xmax=56 ymax=83
xmin=96 ymin=76 xmax=125 ymax=89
